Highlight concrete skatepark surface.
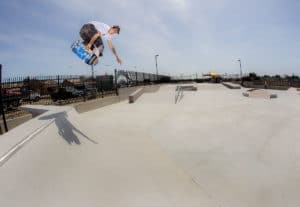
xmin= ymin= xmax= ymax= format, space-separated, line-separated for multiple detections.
xmin=0 ymin=83 xmax=300 ymax=207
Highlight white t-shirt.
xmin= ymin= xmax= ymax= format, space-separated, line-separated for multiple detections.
xmin=88 ymin=21 xmax=112 ymax=41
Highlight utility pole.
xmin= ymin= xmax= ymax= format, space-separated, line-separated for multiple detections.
xmin=238 ymin=59 xmax=243 ymax=78
xmin=155 ymin=54 xmax=159 ymax=81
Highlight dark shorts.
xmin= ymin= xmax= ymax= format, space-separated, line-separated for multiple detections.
xmin=80 ymin=24 xmax=104 ymax=56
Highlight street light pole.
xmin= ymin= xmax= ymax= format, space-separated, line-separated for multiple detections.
xmin=238 ymin=59 xmax=243 ymax=79
xmin=155 ymin=54 xmax=159 ymax=81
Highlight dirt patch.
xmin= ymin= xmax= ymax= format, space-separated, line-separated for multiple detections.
xmin=1 ymin=109 xmax=31 ymax=120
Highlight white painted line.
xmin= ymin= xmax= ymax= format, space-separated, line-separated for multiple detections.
xmin=0 ymin=119 xmax=55 ymax=167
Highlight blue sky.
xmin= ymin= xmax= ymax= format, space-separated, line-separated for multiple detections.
xmin=0 ymin=0 xmax=299 ymax=78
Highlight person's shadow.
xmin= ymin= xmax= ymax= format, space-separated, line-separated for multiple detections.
xmin=39 ymin=112 xmax=97 ymax=145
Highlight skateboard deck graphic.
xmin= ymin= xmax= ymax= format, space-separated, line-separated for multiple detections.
xmin=71 ymin=40 xmax=98 ymax=65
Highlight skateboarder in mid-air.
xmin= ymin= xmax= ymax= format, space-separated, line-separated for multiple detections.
xmin=79 ymin=21 xmax=122 ymax=65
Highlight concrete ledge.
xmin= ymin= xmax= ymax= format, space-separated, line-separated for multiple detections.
xmin=0 ymin=114 xmax=33 ymax=134
xmin=74 ymin=85 xmax=161 ymax=112
xmin=242 ymin=91 xmax=278 ymax=99
xmin=242 ymin=81 xmax=289 ymax=90
xmin=74 ymin=96 xmax=120 ymax=113
xmin=119 ymin=85 xmax=160 ymax=101
xmin=222 ymin=82 xmax=241 ymax=89
xmin=177 ymin=85 xmax=197 ymax=91
xmin=118 ymin=86 xmax=144 ymax=101
xmin=129 ymin=88 xmax=144 ymax=103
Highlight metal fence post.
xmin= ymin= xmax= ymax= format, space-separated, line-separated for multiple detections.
xmin=100 ymin=77 xmax=104 ymax=98
xmin=136 ymin=72 xmax=138 ymax=85
xmin=57 ymin=75 xmax=60 ymax=88
xmin=114 ymin=69 xmax=119 ymax=96
xmin=127 ymin=73 xmax=129 ymax=87
xmin=0 ymin=64 xmax=8 ymax=132
xmin=27 ymin=76 xmax=31 ymax=92
xmin=143 ymin=73 xmax=145 ymax=85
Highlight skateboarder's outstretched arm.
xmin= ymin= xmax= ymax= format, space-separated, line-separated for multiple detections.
xmin=107 ymin=40 xmax=122 ymax=65
xmin=85 ymin=32 xmax=101 ymax=50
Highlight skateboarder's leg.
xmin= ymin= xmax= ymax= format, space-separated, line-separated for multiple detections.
xmin=79 ymin=24 xmax=104 ymax=65
xmin=79 ymin=24 xmax=104 ymax=53
xmin=79 ymin=24 xmax=98 ymax=45
xmin=91 ymin=39 xmax=104 ymax=65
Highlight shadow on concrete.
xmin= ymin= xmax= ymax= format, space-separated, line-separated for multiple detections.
xmin=39 ymin=112 xmax=97 ymax=145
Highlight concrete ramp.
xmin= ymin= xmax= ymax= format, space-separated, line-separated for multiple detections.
xmin=0 ymin=104 xmax=216 ymax=207
xmin=0 ymin=105 xmax=74 ymax=165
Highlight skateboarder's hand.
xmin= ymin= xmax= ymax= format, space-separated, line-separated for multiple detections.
xmin=116 ymin=56 xmax=122 ymax=65
xmin=85 ymin=43 xmax=92 ymax=51
xmin=93 ymin=58 xmax=99 ymax=65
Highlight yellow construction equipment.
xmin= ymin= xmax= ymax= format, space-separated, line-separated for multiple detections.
xmin=203 ymin=71 xmax=220 ymax=77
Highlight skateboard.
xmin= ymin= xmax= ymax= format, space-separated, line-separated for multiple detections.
xmin=71 ymin=40 xmax=98 ymax=65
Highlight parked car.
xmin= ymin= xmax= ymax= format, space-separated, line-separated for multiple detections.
xmin=1 ymin=94 xmax=22 ymax=111
xmin=29 ymin=91 xmax=41 ymax=101
xmin=21 ymin=90 xmax=41 ymax=102
xmin=64 ymin=87 xmax=84 ymax=96
xmin=85 ymin=87 xmax=97 ymax=99
xmin=50 ymin=87 xmax=83 ymax=102
xmin=74 ymin=85 xmax=97 ymax=99
xmin=1 ymin=89 xmax=22 ymax=111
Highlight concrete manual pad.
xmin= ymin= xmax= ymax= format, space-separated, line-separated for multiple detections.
xmin=129 ymin=87 xmax=144 ymax=103
xmin=243 ymin=89 xmax=277 ymax=99
xmin=1 ymin=83 xmax=300 ymax=207
xmin=222 ymin=82 xmax=241 ymax=89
